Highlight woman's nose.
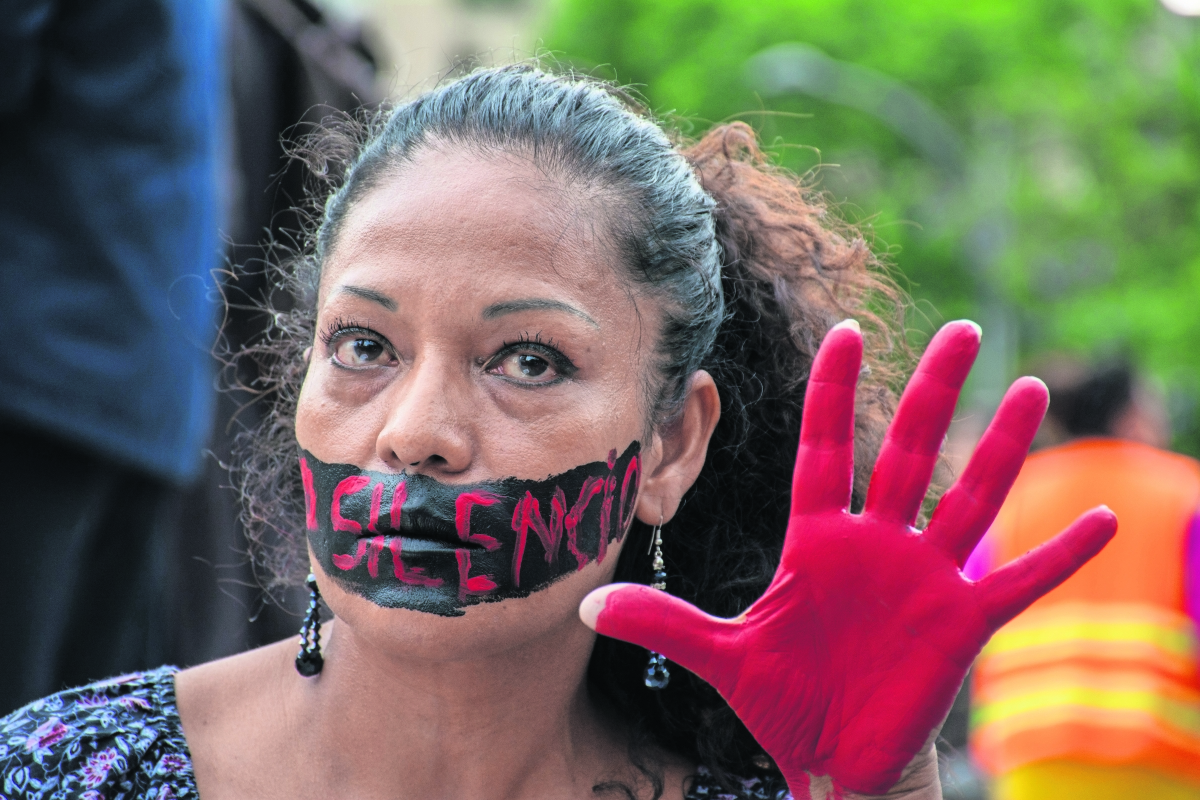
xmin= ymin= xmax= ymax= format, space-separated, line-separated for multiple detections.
xmin=375 ymin=353 xmax=473 ymax=474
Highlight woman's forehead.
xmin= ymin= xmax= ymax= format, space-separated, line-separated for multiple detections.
xmin=324 ymin=150 xmax=622 ymax=291
xmin=317 ymin=149 xmax=644 ymax=329
xmin=341 ymin=148 xmax=609 ymax=247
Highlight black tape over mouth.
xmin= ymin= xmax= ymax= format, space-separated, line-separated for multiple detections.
xmin=300 ymin=442 xmax=642 ymax=616
xmin=361 ymin=509 xmax=477 ymax=549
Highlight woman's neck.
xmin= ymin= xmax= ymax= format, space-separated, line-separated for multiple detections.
xmin=178 ymin=617 xmax=662 ymax=800
xmin=311 ymin=618 xmax=626 ymax=797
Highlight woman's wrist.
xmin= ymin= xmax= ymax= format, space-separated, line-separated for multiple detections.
xmin=785 ymin=743 xmax=941 ymax=800
xmin=847 ymin=743 xmax=941 ymax=800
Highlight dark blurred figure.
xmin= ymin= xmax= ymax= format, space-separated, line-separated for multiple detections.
xmin=169 ymin=0 xmax=379 ymax=665
xmin=0 ymin=0 xmax=222 ymax=712
xmin=1029 ymin=359 xmax=1172 ymax=451
xmin=969 ymin=360 xmax=1200 ymax=799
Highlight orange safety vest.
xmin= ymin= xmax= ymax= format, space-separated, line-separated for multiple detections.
xmin=970 ymin=438 xmax=1200 ymax=782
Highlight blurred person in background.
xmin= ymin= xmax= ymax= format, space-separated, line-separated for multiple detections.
xmin=969 ymin=361 xmax=1200 ymax=799
xmin=0 ymin=0 xmax=222 ymax=713
xmin=173 ymin=0 xmax=380 ymax=671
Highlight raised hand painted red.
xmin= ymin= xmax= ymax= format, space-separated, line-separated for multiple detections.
xmin=582 ymin=320 xmax=1117 ymax=798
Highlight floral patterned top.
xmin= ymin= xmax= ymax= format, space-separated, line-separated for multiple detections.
xmin=0 ymin=668 xmax=788 ymax=800
xmin=0 ymin=667 xmax=192 ymax=799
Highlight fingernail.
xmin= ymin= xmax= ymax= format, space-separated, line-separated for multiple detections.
xmin=579 ymin=584 xmax=619 ymax=630
xmin=958 ymin=319 xmax=982 ymax=338
xmin=1022 ymin=376 xmax=1049 ymax=392
xmin=833 ymin=318 xmax=860 ymax=333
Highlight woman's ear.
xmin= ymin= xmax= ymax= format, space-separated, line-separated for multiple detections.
xmin=636 ymin=370 xmax=721 ymax=525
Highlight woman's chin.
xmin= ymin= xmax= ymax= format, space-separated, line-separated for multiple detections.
xmin=316 ymin=556 xmax=616 ymax=666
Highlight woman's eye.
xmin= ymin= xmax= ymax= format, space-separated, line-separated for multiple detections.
xmin=331 ymin=336 xmax=392 ymax=368
xmin=492 ymin=352 xmax=558 ymax=383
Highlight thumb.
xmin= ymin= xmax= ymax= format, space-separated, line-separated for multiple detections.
xmin=581 ymin=583 xmax=733 ymax=682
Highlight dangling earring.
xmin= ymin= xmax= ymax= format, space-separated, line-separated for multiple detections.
xmin=644 ymin=520 xmax=671 ymax=690
xmin=295 ymin=572 xmax=324 ymax=677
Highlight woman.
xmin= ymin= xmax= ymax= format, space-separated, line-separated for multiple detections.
xmin=0 ymin=66 xmax=1115 ymax=800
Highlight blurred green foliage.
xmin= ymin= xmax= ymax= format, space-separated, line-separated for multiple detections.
xmin=545 ymin=0 xmax=1200 ymax=453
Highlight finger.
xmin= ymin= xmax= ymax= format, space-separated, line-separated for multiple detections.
xmin=790 ymin=319 xmax=862 ymax=517
xmin=976 ymin=506 xmax=1117 ymax=630
xmin=923 ymin=377 xmax=1048 ymax=566
xmin=864 ymin=321 xmax=980 ymax=526
xmin=581 ymin=583 xmax=732 ymax=681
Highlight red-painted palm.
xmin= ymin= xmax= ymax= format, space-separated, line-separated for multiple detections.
xmin=581 ymin=320 xmax=1116 ymax=797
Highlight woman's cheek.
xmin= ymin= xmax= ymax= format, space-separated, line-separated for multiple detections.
xmin=306 ymin=359 xmax=397 ymax=411
xmin=296 ymin=371 xmax=374 ymax=448
xmin=480 ymin=380 xmax=580 ymax=425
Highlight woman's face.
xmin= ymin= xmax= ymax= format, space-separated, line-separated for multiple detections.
xmin=295 ymin=145 xmax=706 ymax=661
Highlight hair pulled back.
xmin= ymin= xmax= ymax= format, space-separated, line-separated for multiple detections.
xmin=234 ymin=64 xmax=908 ymax=797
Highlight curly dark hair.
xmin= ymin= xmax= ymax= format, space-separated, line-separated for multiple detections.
xmin=230 ymin=65 xmax=911 ymax=798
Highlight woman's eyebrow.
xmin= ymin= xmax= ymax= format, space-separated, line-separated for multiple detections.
xmin=338 ymin=285 xmax=398 ymax=311
xmin=482 ymin=298 xmax=599 ymax=328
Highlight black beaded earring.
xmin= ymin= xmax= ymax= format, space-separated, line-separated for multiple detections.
xmin=644 ymin=520 xmax=671 ymax=690
xmin=295 ymin=572 xmax=324 ymax=677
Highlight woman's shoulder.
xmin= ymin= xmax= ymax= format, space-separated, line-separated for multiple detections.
xmin=0 ymin=666 xmax=196 ymax=799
